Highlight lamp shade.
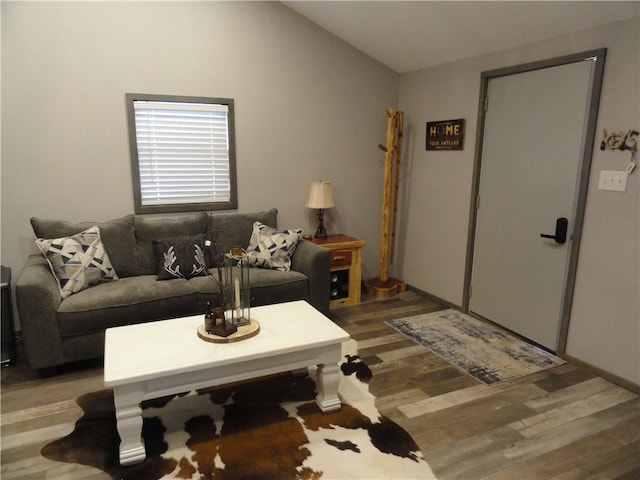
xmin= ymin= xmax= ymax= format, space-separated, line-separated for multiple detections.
xmin=305 ymin=181 xmax=335 ymax=209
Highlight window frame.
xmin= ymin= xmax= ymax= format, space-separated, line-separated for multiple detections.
xmin=125 ymin=93 xmax=238 ymax=214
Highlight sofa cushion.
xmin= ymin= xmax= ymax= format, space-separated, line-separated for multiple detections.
xmin=209 ymin=209 xmax=278 ymax=261
xmin=31 ymin=215 xmax=138 ymax=277
xmin=153 ymin=235 xmax=207 ymax=280
xmin=35 ymin=226 xmax=118 ymax=299
xmin=189 ymin=267 xmax=308 ymax=311
xmin=248 ymin=270 xmax=308 ymax=307
xmin=246 ymin=222 xmax=303 ymax=272
xmin=134 ymin=212 xmax=209 ymax=275
xmin=57 ymin=275 xmax=199 ymax=337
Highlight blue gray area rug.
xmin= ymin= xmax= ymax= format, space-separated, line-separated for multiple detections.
xmin=387 ymin=309 xmax=566 ymax=385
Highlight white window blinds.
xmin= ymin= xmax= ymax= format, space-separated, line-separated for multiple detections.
xmin=132 ymin=100 xmax=231 ymax=207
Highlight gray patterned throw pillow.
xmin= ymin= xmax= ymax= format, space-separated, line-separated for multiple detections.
xmin=35 ymin=226 xmax=119 ymax=299
xmin=246 ymin=222 xmax=303 ymax=272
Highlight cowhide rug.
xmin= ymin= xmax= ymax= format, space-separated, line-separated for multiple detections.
xmin=42 ymin=351 xmax=436 ymax=479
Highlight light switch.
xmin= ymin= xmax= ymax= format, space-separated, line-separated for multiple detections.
xmin=598 ymin=170 xmax=628 ymax=192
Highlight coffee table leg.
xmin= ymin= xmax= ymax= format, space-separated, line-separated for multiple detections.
xmin=315 ymin=360 xmax=341 ymax=412
xmin=113 ymin=384 xmax=146 ymax=465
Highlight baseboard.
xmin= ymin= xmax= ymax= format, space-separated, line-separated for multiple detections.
xmin=406 ymin=285 xmax=460 ymax=311
xmin=562 ymin=354 xmax=640 ymax=395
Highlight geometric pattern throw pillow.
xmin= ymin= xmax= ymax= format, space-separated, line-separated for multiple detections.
xmin=153 ymin=234 xmax=207 ymax=280
xmin=245 ymin=222 xmax=303 ymax=272
xmin=35 ymin=226 xmax=119 ymax=299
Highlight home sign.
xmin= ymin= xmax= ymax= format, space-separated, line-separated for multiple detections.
xmin=426 ymin=119 xmax=465 ymax=150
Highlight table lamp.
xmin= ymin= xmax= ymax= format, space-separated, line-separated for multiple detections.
xmin=305 ymin=181 xmax=335 ymax=239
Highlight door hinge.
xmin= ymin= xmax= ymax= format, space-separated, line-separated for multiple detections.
xmin=476 ymin=194 xmax=480 ymax=210
xmin=468 ymin=285 xmax=473 ymax=298
xmin=484 ymin=96 xmax=489 ymax=112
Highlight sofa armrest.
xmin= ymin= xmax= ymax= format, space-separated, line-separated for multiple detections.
xmin=15 ymin=254 xmax=65 ymax=369
xmin=290 ymin=240 xmax=331 ymax=315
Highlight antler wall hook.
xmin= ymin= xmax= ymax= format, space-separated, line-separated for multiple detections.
xmin=600 ymin=129 xmax=638 ymax=153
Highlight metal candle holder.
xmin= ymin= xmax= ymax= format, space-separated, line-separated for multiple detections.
xmin=224 ymin=247 xmax=251 ymax=326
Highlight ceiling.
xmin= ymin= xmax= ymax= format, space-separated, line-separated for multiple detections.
xmin=282 ymin=1 xmax=640 ymax=73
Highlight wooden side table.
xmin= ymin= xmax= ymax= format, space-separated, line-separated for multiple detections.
xmin=309 ymin=234 xmax=365 ymax=308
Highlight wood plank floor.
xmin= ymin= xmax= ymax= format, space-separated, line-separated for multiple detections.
xmin=2 ymin=290 xmax=639 ymax=479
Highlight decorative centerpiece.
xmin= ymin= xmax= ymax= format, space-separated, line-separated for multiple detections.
xmin=197 ymin=232 xmax=259 ymax=343
xmin=204 ymin=302 xmax=236 ymax=338
xmin=205 ymin=234 xmax=237 ymax=337
xmin=224 ymin=246 xmax=251 ymax=327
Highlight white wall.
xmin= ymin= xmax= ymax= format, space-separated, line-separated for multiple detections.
xmin=1 ymin=1 xmax=398 ymax=312
xmin=398 ymin=18 xmax=639 ymax=384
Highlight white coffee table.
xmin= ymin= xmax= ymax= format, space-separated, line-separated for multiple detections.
xmin=104 ymin=300 xmax=350 ymax=466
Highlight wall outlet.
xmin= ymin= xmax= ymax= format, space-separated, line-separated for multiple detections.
xmin=598 ymin=170 xmax=628 ymax=192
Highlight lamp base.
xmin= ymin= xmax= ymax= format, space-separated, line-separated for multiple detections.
xmin=314 ymin=208 xmax=328 ymax=239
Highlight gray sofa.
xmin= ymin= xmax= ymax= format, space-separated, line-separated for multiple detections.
xmin=15 ymin=209 xmax=330 ymax=370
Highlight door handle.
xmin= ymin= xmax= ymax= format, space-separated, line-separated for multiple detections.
xmin=540 ymin=217 xmax=568 ymax=244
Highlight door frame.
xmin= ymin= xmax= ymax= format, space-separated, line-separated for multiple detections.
xmin=463 ymin=49 xmax=607 ymax=353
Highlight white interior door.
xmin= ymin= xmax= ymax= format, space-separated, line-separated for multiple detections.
xmin=470 ymin=60 xmax=594 ymax=351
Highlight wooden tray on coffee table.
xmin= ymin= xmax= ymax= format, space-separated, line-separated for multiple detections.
xmin=197 ymin=319 xmax=260 ymax=343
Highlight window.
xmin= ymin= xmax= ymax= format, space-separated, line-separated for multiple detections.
xmin=126 ymin=93 xmax=237 ymax=214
